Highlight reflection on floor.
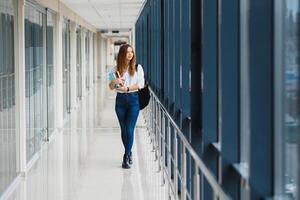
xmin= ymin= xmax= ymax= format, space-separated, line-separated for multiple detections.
xmin=8 ymin=80 xmax=168 ymax=200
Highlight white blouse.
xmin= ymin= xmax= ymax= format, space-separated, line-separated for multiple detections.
xmin=109 ymin=64 xmax=145 ymax=93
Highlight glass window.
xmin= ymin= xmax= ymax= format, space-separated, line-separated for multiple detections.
xmin=275 ymin=0 xmax=299 ymax=199
xmin=25 ymin=4 xmax=46 ymax=162
xmin=0 ymin=0 xmax=17 ymax=196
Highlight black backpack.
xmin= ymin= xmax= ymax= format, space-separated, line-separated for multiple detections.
xmin=135 ymin=64 xmax=150 ymax=110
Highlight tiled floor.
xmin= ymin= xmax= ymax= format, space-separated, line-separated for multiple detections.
xmin=7 ymin=80 xmax=168 ymax=200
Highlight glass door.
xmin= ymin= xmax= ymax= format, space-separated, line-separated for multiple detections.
xmin=25 ymin=2 xmax=47 ymax=162
xmin=0 ymin=0 xmax=17 ymax=196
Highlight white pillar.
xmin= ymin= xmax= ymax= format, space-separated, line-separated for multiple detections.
xmin=55 ymin=13 xmax=64 ymax=128
xmin=131 ymin=26 xmax=136 ymax=49
xmin=15 ymin=0 xmax=26 ymax=174
xmin=53 ymin=15 xmax=65 ymax=198
xmin=70 ymin=22 xmax=77 ymax=110
xmin=89 ymin=32 xmax=93 ymax=89
xmin=97 ymin=33 xmax=108 ymax=79
xmin=103 ymin=37 xmax=108 ymax=73
xmin=96 ymin=33 xmax=102 ymax=79
xmin=106 ymin=38 xmax=114 ymax=67
xmin=81 ymin=31 xmax=87 ymax=97
xmin=94 ymin=33 xmax=98 ymax=82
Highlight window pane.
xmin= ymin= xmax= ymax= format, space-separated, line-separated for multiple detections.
xmin=25 ymin=4 xmax=45 ymax=162
xmin=275 ymin=0 xmax=299 ymax=199
xmin=0 ymin=0 xmax=17 ymax=196
xmin=283 ymin=1 xmax=299 ymax=198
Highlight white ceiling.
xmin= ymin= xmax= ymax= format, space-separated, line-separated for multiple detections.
xmin=61 ymin=0 xmax=146 ymax=32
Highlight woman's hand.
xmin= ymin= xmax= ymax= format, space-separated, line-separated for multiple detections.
xmin=113 ymin=78 xmax=124 ymax=86
xmin=117 ymin=86 xmax=128 ymax=92
xmin=109 ymin=78 xmax=124 ymax=90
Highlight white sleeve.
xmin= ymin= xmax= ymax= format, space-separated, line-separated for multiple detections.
xmin=108 ymin=66 xmax=117 ymax=82
xmin=137 ymin=64 xmax=145 ymax=89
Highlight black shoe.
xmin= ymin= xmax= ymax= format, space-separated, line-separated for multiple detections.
xmin=128 ymin=152 xmax=133 ymax=165
xmin=122 ymin=154 xmax=130 ymax=169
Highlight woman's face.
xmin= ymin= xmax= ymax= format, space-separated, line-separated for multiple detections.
xmin=126 ymin=47 xmax=134 ymax=61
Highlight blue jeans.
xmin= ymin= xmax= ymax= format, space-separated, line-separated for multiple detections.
xmin=115 ymin=92 xmax=140 ymax=155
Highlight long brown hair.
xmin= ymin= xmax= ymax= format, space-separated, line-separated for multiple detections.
xmin=116 ymin=44 xmax=136 ymax=77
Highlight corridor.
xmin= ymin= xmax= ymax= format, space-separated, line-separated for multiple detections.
xmin=0 ymin=0 xmax=299 ymax=199
xmin=7 ymin=80 xmax=168 ymax=200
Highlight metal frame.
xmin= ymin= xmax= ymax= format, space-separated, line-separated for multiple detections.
xmin=76 ymin=26 xmax=82 ymax=100
xmin=143 ymin=87 xmax=231 ymax=200
xmin=62 ymin=18 xmax=71 ymax=115
xmin=274 ymin=0 xmax=284 ymax=197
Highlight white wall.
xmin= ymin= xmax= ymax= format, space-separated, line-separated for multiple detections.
xmin=106 ymin=38 xmax=115 ymax=68
xmin=97 ymin=33 xmax=108 ymax=79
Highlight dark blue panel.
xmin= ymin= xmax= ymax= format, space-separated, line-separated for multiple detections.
xmin=168 ymin=0 xmax=175 ymax=112
xmin=157 ymin=0 xmax=162 ymax=95
xmin=160 ymin=0 xmax=165 ymax=100
xmin=249 ymin=0 xmax=274 ymax=199
xmin=220 ymin=0 xmax=240 ymax=198
xmin=202 ymin=0 xmax=218 ymax=153
xmin=164 ymin=0 xmax=169 ymax=105
xmin=202 ymin=0 xmax=219 ymax=198
xmin=181 ymin=0 xmax=191 ymax=118
xmin=190 ymin=0 xmax=202 ymax=134
xmin=174 ymin=0 xmax=181 ymax=112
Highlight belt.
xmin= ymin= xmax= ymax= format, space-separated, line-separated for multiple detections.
xmin=117 ymin=92 xmax=138 ymax=96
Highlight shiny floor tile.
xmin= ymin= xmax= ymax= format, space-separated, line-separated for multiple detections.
xmin=7 ymin=80 xmax=168 ymax=200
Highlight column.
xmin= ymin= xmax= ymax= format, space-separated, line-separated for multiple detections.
xmin=70 ymin=22 xmax=77 ymax=109
xmin=89 ymin=32 xmax=93 ymax=89
xmin=81 ymin=30 xmax=86 ymax=97
xmin=94 ymin=32 xmax=98 ymax=81
xmin=15 ymin=0 xmax=26 ymax=174
xmin=97 ymin=33 xmax=105 ymax=79
xmin=55 ymin=13 xmax=63 ymax=128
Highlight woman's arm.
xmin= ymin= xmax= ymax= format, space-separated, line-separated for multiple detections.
xmin=108 ymin=80 xmax=115 ymax=90
xmin=128 ymin=84 xmax=139 ymax=91
xmin=137 ymin=65 xmax=145 ymax=89
xmin=116 ymin=83 xmax=139 ymax=93
xmin=108 ymin=78 xmax=124 ymax=90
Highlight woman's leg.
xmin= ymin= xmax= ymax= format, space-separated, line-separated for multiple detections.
xmin=115 ymin=96 xmax=127 ymax=152
xmin=125 ymin=95 xmax=140 ymax=155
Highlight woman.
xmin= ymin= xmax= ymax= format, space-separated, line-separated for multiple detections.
xmin=108 ymin=44 xmax=145 ymax=169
